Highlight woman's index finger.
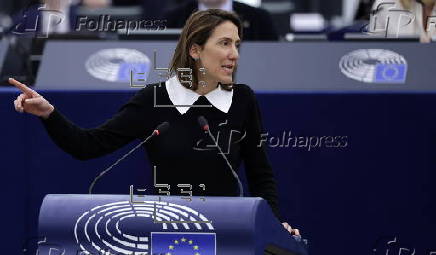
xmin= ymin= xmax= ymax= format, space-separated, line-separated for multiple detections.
xmin=8 ymin=78 xmax=36 ymax=95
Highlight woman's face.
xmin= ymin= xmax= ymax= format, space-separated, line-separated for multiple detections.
xmin=193 ymin=21 xmax=240 ymax=87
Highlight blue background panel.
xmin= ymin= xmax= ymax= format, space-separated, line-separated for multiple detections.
xmin=1 ymin=89 xmax=436 ymax=255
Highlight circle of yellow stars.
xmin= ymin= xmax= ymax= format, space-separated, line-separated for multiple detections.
xmin=165 ymin=237 xmax=201 ymax=255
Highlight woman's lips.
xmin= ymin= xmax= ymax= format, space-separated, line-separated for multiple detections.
xmin=221 ymin=65 xmax=233 ymax=74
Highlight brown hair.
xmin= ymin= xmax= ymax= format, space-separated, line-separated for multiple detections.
xmin=169 ymin=9 xmax=243 ymax=91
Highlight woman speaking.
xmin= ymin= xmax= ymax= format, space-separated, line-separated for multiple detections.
xmin=11 ymin=9 xmax=300 ymax=236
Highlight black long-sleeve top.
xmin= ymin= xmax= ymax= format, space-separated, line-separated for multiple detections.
xmin=41 ymin=82 xmax=282 ymax=220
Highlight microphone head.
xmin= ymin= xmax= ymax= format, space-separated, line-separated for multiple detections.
xmin=154 ymin=121 xmax=170 ymax=136
xmin=197 ymin=116 xmax=209 ymax=131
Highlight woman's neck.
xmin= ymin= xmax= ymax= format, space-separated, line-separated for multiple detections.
xmin=195 ymin=81 xmax=218 ymax=95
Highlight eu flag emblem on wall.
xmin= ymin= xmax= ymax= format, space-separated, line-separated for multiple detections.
xmin=374 ymin=64 xmax=407 ymax=83
xmin=151 ymin=232 xmax=216 ymax=255
xmin=117 ymin=62 xmax=150 ymax=82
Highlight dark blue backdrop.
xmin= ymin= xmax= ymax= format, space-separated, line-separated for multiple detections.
xmin=1 ymin=88 xmax=435 ymax=255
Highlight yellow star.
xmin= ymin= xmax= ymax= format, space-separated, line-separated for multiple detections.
xmin=188 ymin=240 xmax=193 ymax=244
xmin=166 ymin=253 xmax=172 ymax=255
xmin=193 ymin=245 xmax=199 ymax=250
xmin=195 ymin=253 xmax=200 ymax=255
xmin=181 ymin=237 xmax=186 ymax=242
xmin=174 ymin=240 xmax=179 ymax=244
xmin=168 ymin=245 xmax=174 ymax=250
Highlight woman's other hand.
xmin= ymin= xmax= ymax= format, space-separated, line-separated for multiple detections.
xmin=282 ymin=222 xmax=301 ymax=236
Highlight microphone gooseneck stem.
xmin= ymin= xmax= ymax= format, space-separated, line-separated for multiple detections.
xmin=205 ymin=129 xmax=244 ymax=197
xmin=88 ymin=131 xmax=157 ymax=194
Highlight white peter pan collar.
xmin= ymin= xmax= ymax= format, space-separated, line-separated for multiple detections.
xmin=165 ymin=76 xmax=233 ymax=115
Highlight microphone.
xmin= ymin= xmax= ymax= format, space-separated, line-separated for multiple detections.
xmin=198 ymin=116 xmax=209 ymax=131
xmin=153 ymin=121 xmax=170 ymax=136
xmin=197 ymin=116 xmax=244 ymax=197
xmin=88 ymin=121 xmax=170 ymax=194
